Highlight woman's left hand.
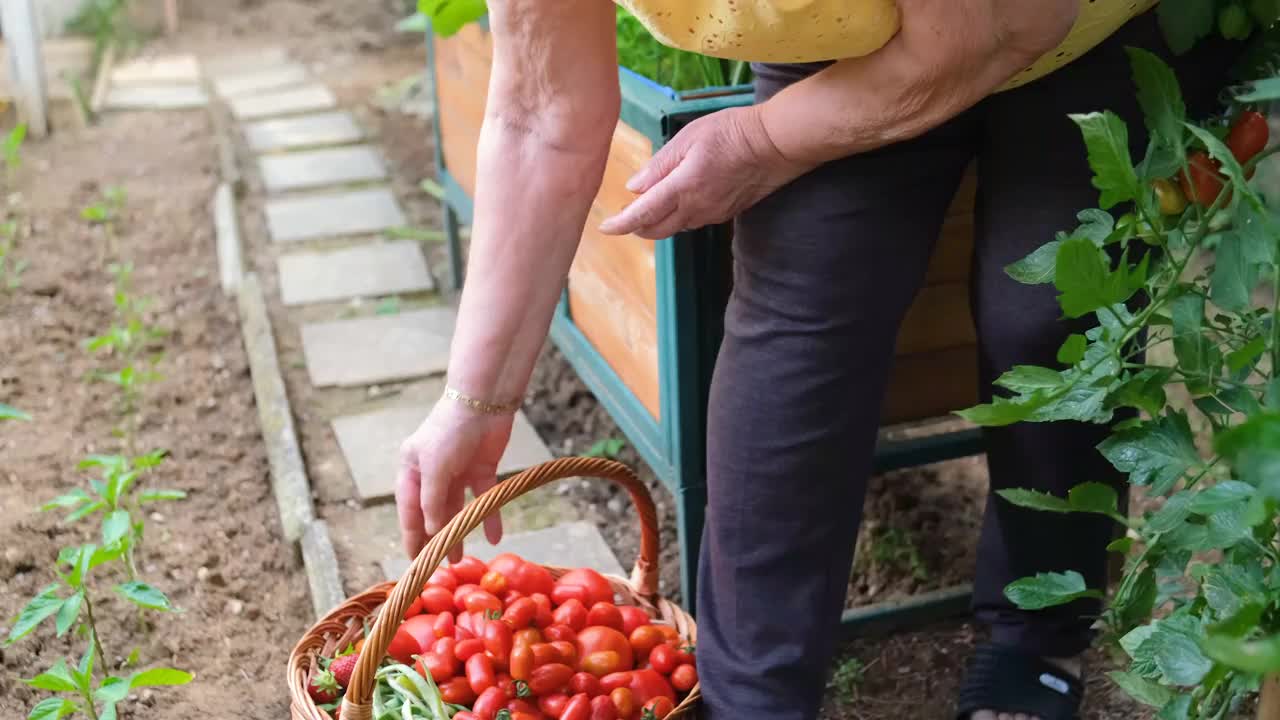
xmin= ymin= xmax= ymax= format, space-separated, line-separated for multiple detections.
xmin=598 ymin=105 xmax=810 ymax=239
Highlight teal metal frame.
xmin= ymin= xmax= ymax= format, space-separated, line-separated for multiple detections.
xmin=426 ymin=30 xmax=984 ymax=630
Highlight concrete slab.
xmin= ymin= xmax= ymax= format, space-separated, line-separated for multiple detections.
xmin=334 ymin=406 xmax=553 ymax=502
xmin=381 ymin=522 xmax=626 ymax=581
xmin=245 ymin=111 xmax=363 ymax=152
xmin=213 ymin=63 xmax=309 ymax=98
xmin=277 ymin=241 xmax=434 ymax=306
xmin=204 ymin=47 xmax=291 ymax=77
xmin=230 ymin=84 xmax=335 ymax=120
xmin=258 ymin=145 xmax=387 ymax=193
xmin=265 ymin=187 xmax=405 ymax=243
xmin=301 ymin=308 xmax=455 ymax=387
xmin=213 ymin=183 xmax=242 ymax=294
xmin=104 ymin=84 xmax=208 ymax=110
xmin=111 ymin=54 xmax=201 ymax=86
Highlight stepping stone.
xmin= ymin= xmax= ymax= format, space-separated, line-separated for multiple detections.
xmin=381 ymin=522 xmax=626 ymax=582
xmin=265 ymin=188 xmax=405 ymax=242
xmin=258 ymin=145 xmax=387 ymax=193
xmin=111 ymin=54 xmax=201 ymax=86
xmin=334 ymin=406 xmax=554 ymax=502
xmin=301 ymin=308 xmax=456 ymax=387
xmin=213 ymin=64 xmax=310 ymax=98
xmin=204 ymin=47 xmax=290 ymax=77
xmin=245 ymin=111 xmax=363 ymax=152
xmin=230 ymin=84 xmax=336 ymax=120
xmin=277 ymin=241 xmax=434 ymax=306
xmin=104 ymin=84 xmax=208 ymax=110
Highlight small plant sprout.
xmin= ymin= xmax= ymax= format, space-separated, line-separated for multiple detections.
xmin=1 ymin=402 xmax=31 ymax=421
xmin=827 ymin=656 xmax=867 ymax=706
xmin=82 ymin=186 xmax=127 ymax=257
xmin=1 ymin=219 xmax=29 ymax=290
xmin=4 ymin=122 xmax=26 ymax=185
xmin=585 ymin=437 xmax=627 ymax=459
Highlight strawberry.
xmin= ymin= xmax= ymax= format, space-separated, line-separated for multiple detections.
xmin=330 ymin=653 xmax=359 ymax=689
xmin=308 ymin=669 xmax=342 ymax=704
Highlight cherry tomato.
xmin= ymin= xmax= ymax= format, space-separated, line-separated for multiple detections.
xmin=1180 ymin=151 xmax=1229 ymax=206
xmin=628 ymin=626 xmax=665 ymax=658
xmin=509 ymin=713 xmax=540 ymax=720
xmin=504 ymin=598 xmax=538 ymax=630
xmin=441 ymin=676 xmax=478 ymax=705
xmin=451 ymin=556 xmax=489 ymax=586
xmin=540 ymin=694 xmax=571 ymax=719
xmin=433 ymin=637 xmax=459 ymax=665
xmin=454 ymin=712 xmax=481 ymax=720
xmin=507 ymin=698 xmax=540 ymax=715
xmin=600 ymin=672 xmax=634 ymax=694
xmin=551 ymin=641 xmax=579 ymax=667
xmin=489 ymin=553 xmax=526 ymax=578
xmin=456 ymin=625 xmax=477 ymax=642
xmin=531 ymin=594 xmax=556 ymax=629
xmin=402 ymin=614 xmax=439 ymax=653
xmin=554 ymin=600 xmax=589 ymax=632
xmin=590 ymin=695 xmax=618 ymax=720
xmin=544 ymin=624 xmax=578 ymax=644
xmin=417 ymin=652 xmax=455 ymax=683
xmin=641 ymin=697 xmax=674 ymax=720
xmin=670 ymin=664 xmax=697 ymax=693
xmin=514 ymin=627 xmax=544 ymax=650
xmin=1229 ymin=110 xmax=1270 ymax=164
xmin=482 ymin=570 xmax=510 ymax=596
xmin=454 ymin=584 xmax=482 ymax=611
xmin=586 ymin=603 xmax=623 ymax=631
xmin=582 ymin=651 xmax=623 ymax=677
xmin=1152 ymin=178 xmax=1187 ymax=216
xmin=433 ymin=612 xmax=456 ymax=640
xmin=513 ymin=562 xmax=556 ymax=597
xmin=556 ymin=569 xmax=615 ymax=607
xmin=571 ymin=672 xmax=604 ymax=697
xmin=618 ymin=607 xmax=650 ymax=636
xmin=485 ymin=620 xmax=515 ymax=664
xmin=387 ymin=627 xmax=421 ymax=665
xmin=502 ymin=590 xmax=527 ymax=608
xmin=404 ymin=596 xmax=425 ymax=619
xmin=532 ymin=643 xmax=562 ymax=668
xmin=428 ymin=567 xmax=459 ymax=591
xmin=473 ymin=687 xmax=509 ymax=720
xmin=578 ymin=627 xmax=634 ymax=670
xmin=562 ymin=694 xmax=592 ymax=720
xmin=610 ymin=688 xmax=635 ymax=719
xmin=467 ymin=652 xmax=498 ymax=695
xmin=653 ymin=626 xmax=680 ymax=644
xmin=511 ymin=645 xmax=535 ymax=681
xmin=497 ymin=674 xmax=521 ymax=699
xmin=648 ymin=645 xmax=678 ymax=675
xmin=466 ymin=591 xmax=505 ymax=616
xmin=628 ymin=670 xmax=676 ymax=706
xmin=669 ymin=645 xmax=694 ymax=667
xmin=457 ymin=638 xmax=486 ymax=662
xmin=552 ymin=584 xmax=591 ymax=607
xmin=529 ymin=663 xmax=576 ymax=695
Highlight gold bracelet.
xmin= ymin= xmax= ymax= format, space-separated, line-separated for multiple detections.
xmin=444 ymin=385 xmax=522 ymax=415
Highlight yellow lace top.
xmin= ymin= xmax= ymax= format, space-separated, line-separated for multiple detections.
xmin=616 ymin=0 xmax=1161 ymax=90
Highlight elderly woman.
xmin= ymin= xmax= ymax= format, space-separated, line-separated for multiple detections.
xmin=395 ymin=2 xmax=1237 ymax=719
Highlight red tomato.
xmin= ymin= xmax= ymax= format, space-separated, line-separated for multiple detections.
xmin=532 ymin=594 xmax=556 ymax=629
xmin=441 ymin=677 xmax=478 ymax=705
xmin=467 ymin=653 xmax=497 ymax=695
xmin=454 ymin=712 xmax=481 ymax=720
xmin=578 ymin=627 xmax=634 ymax=671
xmin=466 ymin=591 xmax=505 ymax=616
xmin=513 ymin=563 xmax=556 ymax=597
xmin=540 ymin=694 xmax=571 ymax=719
xmin=511 ymin=644 xmax=535 ymax=681
xmin=481 ymin=570 xmax=509 ymax=596
xmin=529 ymin=663 xmax=576 ymax=695
xmin=1229 ymin=110 xmax=1269 ymax=164
xmin=513 ymin=627 xmax=544 ymax=650
xmin=653 ymin=626 xmax=680 ymax=645
xmin=629 ymin=670 xmax=675 ymax=706
xmin=670 ymin=645 xmax=693 ymax=666
xmin=457 ymin=638 xmax=486 ymax=662
xmin=456 ymin=625 xmax=476 ymax=642
xmin=451 ymin=556 xmax=489 ymax=586
xmin=502 ymin=590 xmax=527 ymax=607
xmin=400 ymin=615 xmax=437 ymax=653
xmin=589 ymin=695 xmax=618 ymax=720
xmin=648 ymin=645 xmax=678 ymax=676
xmin=556 ymin=569 xmax=615 ymax=607
xmin=497 ymin=675 xmax=519 ymax=699
xmin=416 ymin=652 xmax=455 ymax=683
xmin=571 ymin=672 xmax=603 ymax=697
xmin=433 ymin=637 xmax=458 ymax=665
xmin=473 ymin=687 xmax=509 ymax=720
xmin=489 ymin=553 xmax=525 ymax=577
xmin=628 ymin=626 xmax=664 ymax=657
xmin=551 ymin=584 xmax=591 ymax=607
xmin=561 ymin=694 xmax=592 ymax=720
xmin=509 ymin=713 xmax=540 ymax=720
xmin=404 ymin=596 xmax=425 ymax=619
xmin=554 ymin=600 xmax=589 ymax=632
xmin=388 ymin=626 xmax=422 ymax=665
xmin=434 ymin=612 xmax=456 ymax=640
xmin=586 ymin=603 xmax=623 ymax=631
xmin=670 ymin=664 xmax=697 ymax=693
xmin=551 ymin=641 xmax=579 ymax=667
xmin=504 ymin=598 xmax=538 ymax=630
xmin=618 ymin=607 xmax=650 ymax=636
xmin=610 ymin=688 xmax=635 ymax=719
xmin=642 ymin=697 xmax=674 ymax=720
xmin=532 ymin=643 xmax=562 ymax=668
xmin=581 ymin=651 xmax=623 ymax=678
xmin=600 ymin=672 xmax=634 ymax=694
xmin=470 ymin=611 xmax=492 ymax=638
xmin=1180 ymin=151 xmax=1229 ymax=206
xmin=428 ymin=567 xmax=459 ymax=591
xmin=544 ymin=624 xmax=578 ymax=644
xmin=485 ymin=619 xmax=515 ymax=664
xmin=454 ymin=584 xmax=482 ymax=611
xmin=507 ymin=699 xmax=540 ymax=715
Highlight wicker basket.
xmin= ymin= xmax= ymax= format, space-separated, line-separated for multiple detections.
xmin=287 ymin=457 xmax=701 ymax=720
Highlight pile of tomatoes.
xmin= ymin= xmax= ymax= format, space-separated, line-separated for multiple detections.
xmin=386 ymin=553 xmax=697 ymax=720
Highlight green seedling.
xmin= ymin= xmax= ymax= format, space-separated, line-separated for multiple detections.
xmin=857 ymin=526 xmax=929 ymax=583
xmin=827 ymin=656 xmax=866 ymax=706
xmin=0 ymin=402 xmax=31 ymax=421
xmin=4 ymin=122 xmax=27 ymax=181
xmin=585 ymin=437 xmax=627 ymax=459
xmin=82 ymin=187 xmax=127 ymax=258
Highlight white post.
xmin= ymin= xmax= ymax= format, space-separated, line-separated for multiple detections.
xmin=1 ymin=0 xmax=49 ymax=137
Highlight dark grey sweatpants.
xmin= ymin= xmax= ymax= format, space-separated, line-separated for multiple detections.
xmin=696 ymin=11 xmax=1238 ymax=719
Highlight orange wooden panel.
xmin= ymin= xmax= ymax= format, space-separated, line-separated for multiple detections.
xmin=894 ymin=283 xmax=976 ymax=356
xmin=882 ymin=346 xmax=980 ymax=424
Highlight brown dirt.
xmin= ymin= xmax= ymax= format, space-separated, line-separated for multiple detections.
xmin=0 ymin=108 xmax=310 ymax=718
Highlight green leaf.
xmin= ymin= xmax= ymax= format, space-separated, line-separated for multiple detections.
xmin=66 ymin=544 xmax=96 ymax=588
xmin=26 ymin=698 xmax=75 ymax=720
xmin=997 ymin=488 xmax=1073 ymax=513
xmin=7 ymin=585 xmax=63 ymax=645
xmin=1203 ymin=633 xmax=1280 ymax=673
xmin=1107 ymin=537 xmax=1134 ymax=554
xmin=0 ymin=402 xmax=31 ymax=421
xmin=1235 ymin=76 xmax=1280 ymax=103
xmin=139 ymin=489 xmax=186 ymax=503
xmin=89 ymin=543 xmax=124 ymax=571
xmin=1071 ymin=111 xmax=1140 ymax=209
xmin=1154 ymin=632 xmax=1213 ymax=686
xmin=41 ymin=489 xmax=92 ymax=512
xmin=113 ymin=582 xmax=173 ymax=611
xmin=1057 ymin=334 xmax=1087 ymax=364
xmin=955 ymin=394 xmax=1048 ymax=427
xmin=1098 ymin=413 xmax=1200 ymax=495
xmin=25 ymin=660 xmax=79 ymax=692
xmin=132 ymin=449 xmax=167 ymax=469
xmin=1053 ymin=238 xmax=1147 ymax=318
xmin=1006 ymin=240 xmax=1062 ymax=285
xmin=54 ymin=591 xmax=83 ymax=637
xmin=101 ymin=510 xmax=129 ymax=547
xmin=77 ymin=636 xmax=95 ymax=684
xmin=993 ymin=366 xmax=1064 ymax=394
xmin=1108 ymin=670 xmax=1174 ymax=708
xmin=77 ymin=454 xmax=127 ymax=471
xmin=129 ymin=668 xmax=194 ymax=688
xmin=1189 ymin=481 xmax=1254 ymax=514
xmin=1157 ymin=695 xmax=1192 ymax=720
xmin=417 ymin=0 xmax=488 ymax=36
xmin=1227 ymin=336 xmax=1267 ymax=374
xmin=1069 ymin=482 xmax=1121 ymax=516
xmin=94 ymin=676 xmax=130 ymax=704
xmin=1158 ymin=0 xmax=1217 ymax=54
xmin=1210 ymin=230 xmax=1258 ymax=313
xmin=1004 ymin=570 xmax=1103 ymax=610
xmin=1127 ymin=48 xmax=1186 ymax=148
xmin=64 ymin=500 xmax=105 ymax=524
xmin=1113 ymin=566 xmax=1158 ymax=629
xmin=1209 ymin=602 xmax=1264 ymax=638
xmin=1110 ymin=369 xmax=1170 ymax=416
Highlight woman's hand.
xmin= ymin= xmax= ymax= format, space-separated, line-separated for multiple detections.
xmin=598 ymin=105 xmax=810 ymax=239
xmin=395 ymin=399 xmax=513 ymax=561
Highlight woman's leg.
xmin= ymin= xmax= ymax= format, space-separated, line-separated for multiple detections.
xmin=971 ymin=11 xmax=1240 ymax=657
xmin=696 ymin=66 xmax=980 ymax=720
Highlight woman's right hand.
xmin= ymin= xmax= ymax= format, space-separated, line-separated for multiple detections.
xmin=395 ymin=398 xmax=514 ymax=562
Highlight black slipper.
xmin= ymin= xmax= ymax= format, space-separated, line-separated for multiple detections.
xmin=955 ymin=643 xmax=1084 ymax=720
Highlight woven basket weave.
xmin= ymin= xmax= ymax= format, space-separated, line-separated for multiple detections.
xmin=287 ymin=457 xmax=700 ymax=720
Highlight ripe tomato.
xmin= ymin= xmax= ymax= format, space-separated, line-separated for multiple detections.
xmin=511 ymin=645 xmax=535 ymax=681
xmin=503 ymin=598 xmax=538 ymax=630
xmin=473 ymin=687 xmax=509 ymax=720
xmin=540 ymin=693 xmax=571 ymax=719
xmin=610 ymin=688 xmax=635 ymax=719
xmin=653 ymin=626 xmax=681 ymax=644
xmin=578 ymin=627 xmax=634 ymax=671
xmin=507 ymin=698 xmax=540 ymax=715
xmin=455 ymin=625 xmax=476 ymax=642
xmin=531 ymin=594 xmax=556 ymax=629
xmin=571 ymin=672 xmax=603 ymax=697
xmin=485 ymin=620 xmax=515 ymax=664
xmin=467 ymin=652 xmax=498 ymax=695
xmin=489 ymin=553 xmax=525 ymax=577
xmin=1152 ymin=178 xmax=1187 ymax=216
xmin=513 ymin=627 xmax=544 ymax=650
xmin=456 ymin=638 xmax=486 ymax=662
xmin=502 ymin=590 xmax=527 ymax=608
xmin=509 ymin=713 xmax=540 ymax=720
xmin=433 ymin=637 xmax=458 ymax=665
xmin=641 ymin=696 xmax=674 ymax=720
xmin=599 ymin=672 xmax=634 ymax=694
xmin=1180 ymin=151 xmax=1229 ymax=206
xmin=544 ymin=624 xmax=578 ymax=644
xmin=561 ymin=694 xmax=592 ymax=720
xmin=589 ymin=695 xmax=618 ymax=720
xmin=401 ymin=615 xmax=438 ymax=652
xmin=556 ymin=569 xmax=615 ymax=607
xmin=387 ymin=627 xmax=419 ymax=664
xmin=454 ymin=584 xmax=482 ymax=611
xmin=434 ymin=612 xmax=456 ymax=640
xmin=669 ymin=645 xmax=693 ymax=666
xmin=513 ymin=562 xmax=556 ymax=597
xmin=551 ymin=584 xmax=591 ymax=607
xmin=628 ymin=626 xmax=665 ymax=657
xmin=618 ymin=607 xmax=650 ymax=636
xmin=465 ymin=591 xmax=505 ymax=616
xmin=581 ymin=651 xmax=623 ymax=677
xmin=529 ymin=663 xmax=576 ymax=695
xmin=454 ymin=712 xmax=481 ymax=720
xmin=670 ymin=664 xmax=697 ymax=693
xmin=551 ymin=641 xmax=579 ymax=667
xmin=416 ymin=652 xmax=455 ymax=683
xmin=586 ymin=603 xmax=624 ymax=631
xmin=628 ymin=670 xmax=675 ymax=706
xmin=1229 ymin=110 xmax=1270 ymax=164
xmin=441 ymin=676 xmax=478 ymax=705
xmin=404 ymin=596 xmax=425 ymax=619
xmin=451 ymin=556 xmax=489 ymax=586
xmin=481 ymin=570 xmax=509 ymax=596
xmin=532 ymin=643 xmax=562 ymax=667
xmin=648 ymin=645 xmax=678 ymax=675
xmin=554 ymin=600 xmax=589 ymax=632
xmin=428 ymin=567 xmax=459 ymax=591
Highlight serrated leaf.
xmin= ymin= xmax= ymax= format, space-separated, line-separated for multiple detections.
xmin=7 ymin=585 xmax=63 ymax=645
xmin=54 ymin=592 xmax=83 ymax=637
xmin=1189 ymin=481 xmax=1254 ymax=514
xmin=997 ymin=488 xmax=1074 ymax=513
xmin=1127 ymin=48 xmax=1186 ymax=148
xmin=27 ymin=698 xmax=75 ymax=720
xmin=1057 ymin=334 xmax=1087 ymax=364
xmin=1071 ymin=111 xmax=1140 ymax=209
xmin=1004 ymin=570 xmax=1102 ymax=610
xmin=1069 ymin=482 xmax=1120 ymax=516
xmin=1006 ymin=240 xmax=1063 ymax=285
xmin=1158 ymin=0 xmax=1216 ymax=54
xmin=956 ymin=394 xmax=1048 ymax=427
xmin=1054 ymin=238 xmax=1147 ymax=318
xmin=101 ymin=510 xmax=129 ymax=547
xmin=1108 ymin=670 xmax=1173 ymax=708
xmin=0 ymin=402 xmax=31 ymax=421
xmin=25 ymin=660 xmax=78 ymax=692
xmin=114 ymin=582 xmax=172 ymax=611
xmin=139 ymin=489 xmax=186 ymax=503
xmin=129 ymin=667 xmax=193 ymax=688
xmin=1203 ymin=633 xmax=1280 ymax=673
xmin=1210 ymin=230 xmax=1257 ymax=313
xmin=1098 ymin=413 xmax=1200 ymax=494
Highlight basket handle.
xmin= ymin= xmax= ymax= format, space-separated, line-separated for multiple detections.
xmin=341 ymin=457 xmax=660 ymax=720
